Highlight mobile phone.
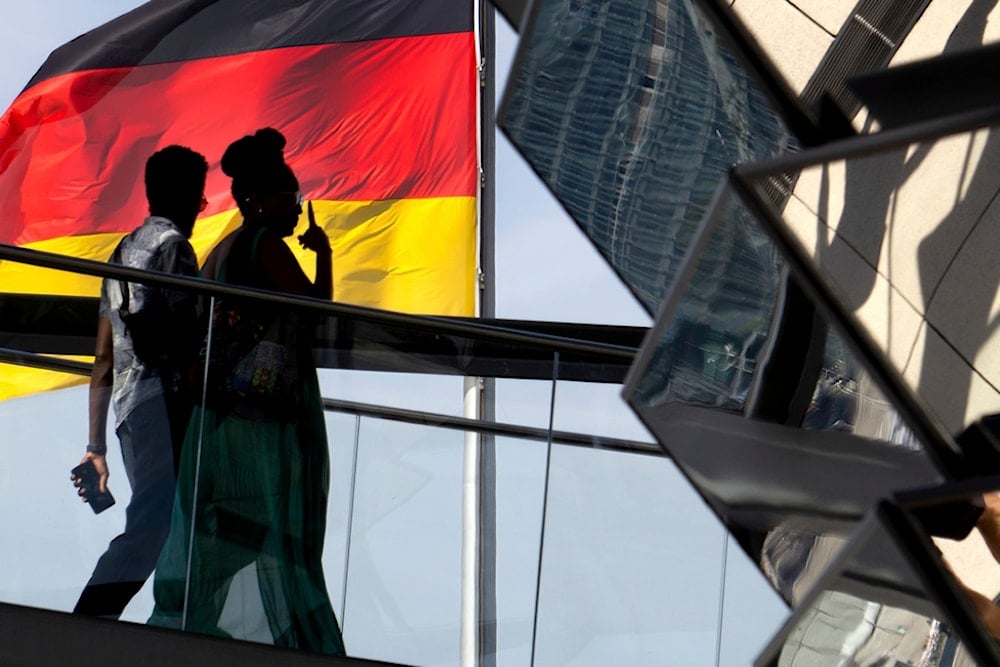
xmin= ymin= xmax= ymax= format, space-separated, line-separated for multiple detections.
xmin=71 ymin=460 xmax=116 ymax=514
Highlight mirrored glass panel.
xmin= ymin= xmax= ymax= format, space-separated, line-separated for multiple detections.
xmin=756 ymin=501 xmax=1000 ymax=666
xmin=627 ymin=188 xmax=926 ymax=446
xmin=624 ymin=188 xmax=946 ymax=608
xmin=627 ymin=192 xmax=782 ymax=412
xmin=499 ymin=0 xmax=796 ymax=313
xmin=738 ymin=124 xmax=1000 ymax=436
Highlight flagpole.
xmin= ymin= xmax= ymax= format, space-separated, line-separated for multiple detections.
xmin=462 ymin=1 xmax=496 ymax=666
xmin=477 ymin=3 xmax=498 ymax=665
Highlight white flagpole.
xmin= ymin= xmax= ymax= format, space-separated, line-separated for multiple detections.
xmin=462 ymin=1 xmax=496 ymax=665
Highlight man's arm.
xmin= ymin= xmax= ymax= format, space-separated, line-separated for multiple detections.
xmin=157 ymin=237 xmax=203 ymax=361
xmin=74 ymin=316 xmax=113 ymax=497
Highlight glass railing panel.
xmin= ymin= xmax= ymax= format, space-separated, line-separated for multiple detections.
xmin=2 ymin=247 xmax=759 ymax=662
xmin=532 ymin=445 xmax=732 ymax=665
xmin=495 ymin=377 xmax=562 ymax=430
xmin=717 ymin=535 xmax=790 ymax=666
xmin=321 ymin=369 xmax=465 ymax=418
xmin=0 ymin=383 xmax=107 ymax=612
xmin=492 ymin=434 xmax=550 ymax=664
xmin=0 ymin=261 xmax=204 ymax=629
xmin=320 ymin=409 xmax=365 ymax=625
xmin=551 ymin=378 xmax=655 ymax=444
xmin=333 ymin=415 xmax=465 ymax=665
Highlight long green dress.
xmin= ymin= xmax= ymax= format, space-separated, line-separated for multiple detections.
xmin=148 ymin=227 xmax=345 ymax=655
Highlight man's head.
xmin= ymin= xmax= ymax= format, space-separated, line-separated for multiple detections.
xmin=145 ymin=145 xmax=209 ymax=238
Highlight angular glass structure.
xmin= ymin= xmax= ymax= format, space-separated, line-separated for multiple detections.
xmin=501 ymin=0 xmax=1000 ymax=664
xmin=499 ymin=0 xmax=797 ymax=313
xmin=622 ymin=185 xmax=947 ymax=606
xmin=732 ymin=120 xmax=1000 ymax=437
xmin=757 ymin=492 xmax=1000 ymax=666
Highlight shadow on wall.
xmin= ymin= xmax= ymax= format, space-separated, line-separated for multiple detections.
xmin=810 ymin=0 xmax=1000 ymax=432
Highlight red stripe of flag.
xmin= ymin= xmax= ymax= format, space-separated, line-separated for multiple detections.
xmin=1 ymin=32 xmax=476 ymax=246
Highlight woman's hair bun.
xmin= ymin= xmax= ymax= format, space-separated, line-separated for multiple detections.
xmin=221 ymin=127 xmax=288 ymax=179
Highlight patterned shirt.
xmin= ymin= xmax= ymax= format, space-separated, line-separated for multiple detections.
xmin=99 ymin=216 xmax=200 ymax=429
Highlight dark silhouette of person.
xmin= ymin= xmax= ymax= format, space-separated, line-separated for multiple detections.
xmin=72 ymin=145 xmax=208 ymax=618
xmin=148 ymin=128 xmax=344 ymax=654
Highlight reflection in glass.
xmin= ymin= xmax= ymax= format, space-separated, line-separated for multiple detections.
xmin=629 ymin=193 xmax=782 ymax=411
xmin=757 ymin=504 xmax=1000 ymax=666
xmin=500 ymin=0 xmax=795 ymax=313
xmin=741 ymin=127 xmax=1000 ymax=434
xmin=804 ymin=332 xmax=920 ymax=448
xmin=624 ymin=187 xmax=946 ymax=614
xmin=628 ymin=187 xmax=920 ymax=447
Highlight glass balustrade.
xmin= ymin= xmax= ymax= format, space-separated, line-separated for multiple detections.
xmin=0 ymin=246 xmax=776 ymax=664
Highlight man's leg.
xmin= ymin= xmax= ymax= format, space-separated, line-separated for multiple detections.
xmin=163 ymin=390 xmax=192 ymax=476
xmin=74 ymin=394 xmax=177 ymax=618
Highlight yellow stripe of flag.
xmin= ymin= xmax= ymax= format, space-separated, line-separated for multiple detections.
xmin=0 ymin=195 xmax=476 ymax=401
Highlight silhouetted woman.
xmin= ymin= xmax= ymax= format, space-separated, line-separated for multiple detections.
xmin=149 ymin=128 xmax=344 ymax=655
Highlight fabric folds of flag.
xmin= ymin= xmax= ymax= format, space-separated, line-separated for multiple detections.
xmin=0 ymin=0 xmax=478 ymax=400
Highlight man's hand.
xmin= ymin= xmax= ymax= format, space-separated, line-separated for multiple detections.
xmin=71 ymin=452 xmax=109 ymax=500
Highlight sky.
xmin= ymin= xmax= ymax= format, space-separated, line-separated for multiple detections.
xmin=0 ymin=3 xmax=787 ymax=665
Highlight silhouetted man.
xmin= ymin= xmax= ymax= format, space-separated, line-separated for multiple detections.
xmin=72 ymin=145 xmax=208 ymax=618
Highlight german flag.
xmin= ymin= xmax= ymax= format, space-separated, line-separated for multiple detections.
xmin=0 ymin=0 xmax=478 ymax=399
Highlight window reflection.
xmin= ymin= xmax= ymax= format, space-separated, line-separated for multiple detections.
xmin=501 ymin=0 xmax=795 ymax=314
xmin=760 ymin=500 xmax=1000 ymax=666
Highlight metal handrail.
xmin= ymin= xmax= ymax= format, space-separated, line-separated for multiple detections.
xmin=0 ymin=242 xmax=637 ymax=360
xmin=0 ymin=347 xmax=91 ymax=375
xmin=0 ymin=346 xmax=660 ymax=456
xmin=322 ymin=397 xmax=662 ymax=456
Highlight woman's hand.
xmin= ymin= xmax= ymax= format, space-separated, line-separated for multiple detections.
xmin=297 ymin=201 xmax=331 ymax=254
